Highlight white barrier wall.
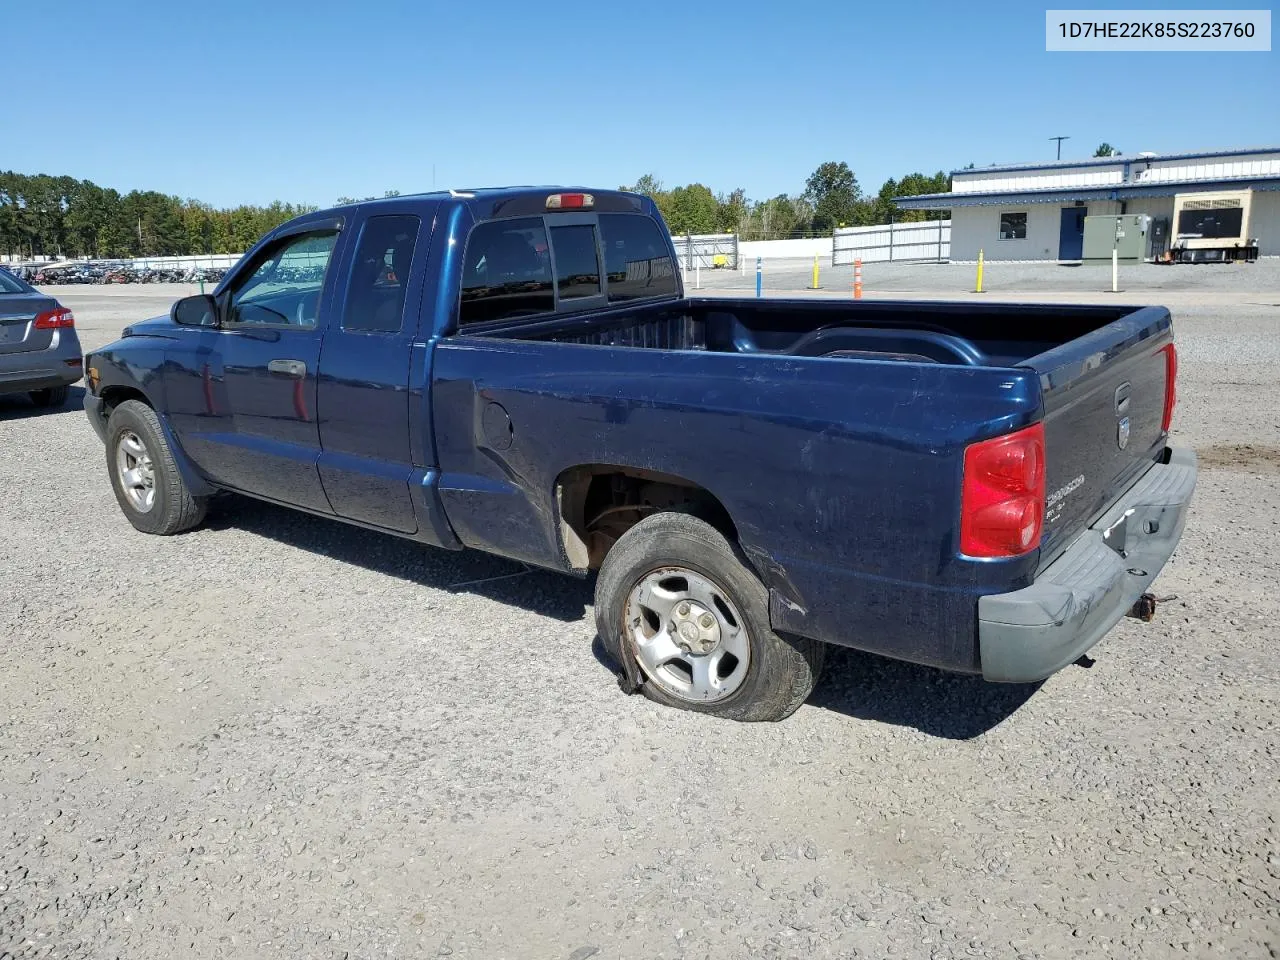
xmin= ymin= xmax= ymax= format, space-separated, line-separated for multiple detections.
xmin=737 ymin=238 xmax=832 ymax=260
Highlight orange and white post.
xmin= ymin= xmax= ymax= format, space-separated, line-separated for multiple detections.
xmin=853 ymin=258 xmax=863 ymax=299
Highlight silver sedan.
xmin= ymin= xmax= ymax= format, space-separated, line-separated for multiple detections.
xmin=0 ymin=268 xmax=83 ymax=407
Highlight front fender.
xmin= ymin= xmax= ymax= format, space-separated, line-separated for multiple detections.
xmin=88 ymin=338 xmax=217 ymax=498
xmin=91 ymin=336 xmax=171 ymax=412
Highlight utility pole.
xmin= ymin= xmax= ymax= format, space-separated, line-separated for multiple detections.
xmin=1050 ymin=136 xmax=1071 ymax=160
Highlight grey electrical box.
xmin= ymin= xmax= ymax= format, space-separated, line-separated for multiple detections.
xmin=1083 ymin=214 xmax=1151 ymax=261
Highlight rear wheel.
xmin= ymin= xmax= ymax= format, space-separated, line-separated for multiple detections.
xmin=105 ymin=399 xmax=207 ymax=535
xmin=28 ymin=385 xmax=69 ymax=408
xmin=595 ymin=512 xmax=824 ymax=722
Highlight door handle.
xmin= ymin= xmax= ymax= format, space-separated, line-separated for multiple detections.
xmin=268 ymin=359 xmax=307 ymax=378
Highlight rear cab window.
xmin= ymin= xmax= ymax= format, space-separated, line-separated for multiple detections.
xmin=459 ymin=210 xmax=676 ymax=327
xmin=549 ymin=224 xmax=601 ymax=300
xmin=599 ymin=214 xmax=678 ymax=302
xmin=460 ymin=218 xmax=555 ymax=326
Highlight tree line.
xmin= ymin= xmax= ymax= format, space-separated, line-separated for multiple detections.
xmin=621 ymin=162 xmax=951 ymax=239
xmin=0 ymin=172 xmax=316 ymax=260
xmin=4 ymin=144 xmax=1124 ymax=259
xmin=3 ymin=159 xmax=966 ymax=261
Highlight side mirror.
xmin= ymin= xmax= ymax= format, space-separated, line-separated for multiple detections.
xmin=171 ymin=294 xmax=219 ymax=328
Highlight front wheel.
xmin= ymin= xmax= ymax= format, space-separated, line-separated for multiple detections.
xmin=105 ymin=399 xmax=207 ymax=535
xmin=595 ymin=512 xmax=824 ymax=722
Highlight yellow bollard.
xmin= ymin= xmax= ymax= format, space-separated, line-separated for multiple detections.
xmin=975 ymin=248 xmax=985 ymax=293
xmin=811 ymin=254 xmax=820 ymax=290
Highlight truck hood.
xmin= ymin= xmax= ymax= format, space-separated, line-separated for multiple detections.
xmin=122 ymin=314 xmax=180 ymax=339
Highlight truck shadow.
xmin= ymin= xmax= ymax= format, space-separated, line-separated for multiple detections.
xmin=208 ymin=496 xmax=1037 ymax=737
xmin=806 ymin=646 xmax=1042 ymax=739
xmin=206 ymin=495 xmax=593 ymax=623
xmin=0 ymin=385 xmax=86 ymax=420
xmin=588 ymin=637 xmax=1041 ymax=739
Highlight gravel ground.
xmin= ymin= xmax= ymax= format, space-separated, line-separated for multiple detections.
xmin=2 ymin=277 xmax=1278 ymax=960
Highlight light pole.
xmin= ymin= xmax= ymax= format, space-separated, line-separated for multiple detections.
xmin=1050 ymin=136 xmax=1071 ymax=160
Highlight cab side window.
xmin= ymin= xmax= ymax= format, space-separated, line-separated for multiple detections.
xmin=226 ymin=231 xmax=338 ymax=329
xmin=343 ymin=215 xmax=421 ymax=334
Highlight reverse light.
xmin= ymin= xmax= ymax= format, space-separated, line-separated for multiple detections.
xmin=1160 ymin=342 xmax=1178 ymax=433
xmin=34 ymin=307 xmax=75 ymax=329
xmin=546 ymin=193 xmax=593 ymax=210
xmin=960 ymin=422 xmax=1046 ymax=559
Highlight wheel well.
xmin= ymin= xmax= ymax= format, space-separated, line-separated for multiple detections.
xmin=98 ymin=386 xmax=150 ymax=418
xmin=556 ymin=465 xmax=737 ymax=570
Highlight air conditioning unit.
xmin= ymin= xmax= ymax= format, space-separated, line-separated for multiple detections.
xmin=1170 ymin=190 xmax=1259 ymax=263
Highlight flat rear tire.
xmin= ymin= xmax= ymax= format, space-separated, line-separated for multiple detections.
xmin=595 ymin=512 xmax=824 ymax=722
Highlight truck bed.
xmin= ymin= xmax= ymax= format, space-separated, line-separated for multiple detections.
xmin=489 ymin=296 xmax=1139 ymax=367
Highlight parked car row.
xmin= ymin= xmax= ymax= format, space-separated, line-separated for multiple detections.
xmin=3 ymin=262 xmax=228 ymax=286
xmin=95 ymin=266 xmax=229 ymax=285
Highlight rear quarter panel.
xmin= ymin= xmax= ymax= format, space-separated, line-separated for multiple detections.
xmin=431 ymin=338 xmax=1044 ymax=672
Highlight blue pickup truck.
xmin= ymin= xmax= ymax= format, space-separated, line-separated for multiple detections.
xmin=83 ymin=187 xmax=1196 ymax=721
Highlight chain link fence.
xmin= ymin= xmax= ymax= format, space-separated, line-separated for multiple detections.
xmin=671 ymin=234 xmax=739 ymax=270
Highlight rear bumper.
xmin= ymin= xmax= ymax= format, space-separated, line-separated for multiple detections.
xmin=978 ymin=447 xmax=1197 ymax=682
xmin=0 ymin=330 xmax=84 ymax=395
xmin=0 ymin=369 xmax=82 ymax=394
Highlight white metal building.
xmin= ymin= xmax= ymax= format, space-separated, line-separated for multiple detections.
xmin=895 ymin=146 xmax=1280 ymax=261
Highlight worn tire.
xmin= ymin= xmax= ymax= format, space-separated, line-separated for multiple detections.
xmin=595 ymin=512 xmax=824 ymax=722
xmin=105 ymin=399 xmax=207 ymax=535
xmin=29 ymin=385 xmax=69 ymax=407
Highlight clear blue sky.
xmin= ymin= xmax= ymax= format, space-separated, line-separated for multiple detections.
xmin=6 ymin=0 xmax=1276 ymax=208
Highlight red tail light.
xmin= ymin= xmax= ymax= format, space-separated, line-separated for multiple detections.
xmin=34 ymin=307 xmax=75 ymax=329
xmin=1160 ymin=342 xmax=1177 ymax=433
xmin=960 ymin=422 xmax=1046 ymax=559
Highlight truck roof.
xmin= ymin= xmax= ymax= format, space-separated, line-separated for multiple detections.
xmin=325 ymin=186 xmax=651 ymax=222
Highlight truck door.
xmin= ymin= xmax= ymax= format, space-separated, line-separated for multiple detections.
xmin=194 ymin=224 xmax=343 ymax=512
xmin=315 ymin=205 xmax=437 ymax=534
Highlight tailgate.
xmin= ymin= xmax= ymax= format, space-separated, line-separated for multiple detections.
xmin=1028 ymin=306 xmax=1174 ymax=566
xmin=0 ymin=293 xmax=57 ymax=355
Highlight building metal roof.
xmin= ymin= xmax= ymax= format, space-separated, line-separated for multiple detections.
xmin=896 ymin=175 xmax=1280 ymax=210
xmin=948 ymin=145 xmax=1280 ymax=177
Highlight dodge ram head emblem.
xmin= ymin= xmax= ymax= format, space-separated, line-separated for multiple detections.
xmin=1117 ymin=416 xmax=1131 ymax=450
